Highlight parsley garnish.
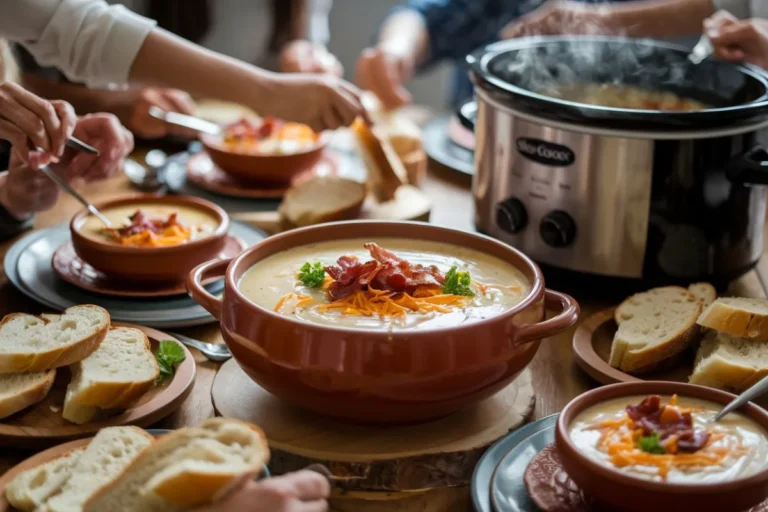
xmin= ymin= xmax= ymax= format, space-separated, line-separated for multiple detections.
xmin=154 ymin=340 xmax=186 ymax=385
xmin=299 ymin=262 xmax=325 ymax=288
xmin=442 ymin=266 xmax=474 ymax=296
xmin=638 ymin=432 xmax=666 ymax=454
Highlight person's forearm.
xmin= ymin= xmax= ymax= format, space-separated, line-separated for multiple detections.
xmin=128 ymin=29 xmax=279 ymax=116
xmin=20 ymin=74 xmax=139 ymax=127
xmin=599 ymin=0 xmax=715 ymax=39
xmin=377 ymin=10 xmax=430 ymax=67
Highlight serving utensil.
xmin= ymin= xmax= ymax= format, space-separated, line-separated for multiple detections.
xmin=167 ymin=331 xmax=232 ymax=362
xmin=148 ymin=106 xmax=221 ymax=136
xmin=65 ymin=137 xmax=99 ymax=155
xmin=713 ymin=374 xmax=768 ymax=421
xmin=688 ymin=35 xmax=714 ymax=64
xmin=38 ymin=166 xmax=112 ymax=227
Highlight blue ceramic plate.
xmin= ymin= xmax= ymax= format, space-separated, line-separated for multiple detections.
xmin=471 ymin=415 xmax=558 ymax=512
xmin=4 ymin=221 xmax=266 ymax=328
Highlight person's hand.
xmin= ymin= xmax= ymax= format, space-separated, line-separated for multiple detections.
xmin=501 ymin=1 xmax=605 ymax=40
xmin=265 ymin=74 xmax=369 ymax=131
xmin=128 ymin=88 xmax=198 ymax=139
xmin=0 ymin=82 xmax=77 ymax=167
xmin=193 ymin=470 xmax=330 ymax=512
xmin=355 ymin=47 xmax=414 ymax=110
xmin=279 ymin=40 xmax=344 ymax=77
xmin=58 ymin=113 xmax=134 ymax=184
xmin=0 ymin=151 xmax=60 ymax=219
xmin=705 ymin=11 xmax=768 ymax=70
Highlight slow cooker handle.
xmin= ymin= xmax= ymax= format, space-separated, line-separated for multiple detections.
xmin=726 ymin=147 xmax=768 ymax=185
xmin=186 ymin=258 xmax=231 ymax=320
xmin=457 ymin=100 xmax=477 ymax=131
xmin=512 ymin=290 xmax=580 ymax=345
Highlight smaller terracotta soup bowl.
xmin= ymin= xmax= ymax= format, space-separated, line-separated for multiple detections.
xmin=555 ymin=381 xmax=768 ymax=512
xmin=186 ymin=221 xmax=580 ymax=424
xmin=71 ymin=195 xmax=229 ymax=283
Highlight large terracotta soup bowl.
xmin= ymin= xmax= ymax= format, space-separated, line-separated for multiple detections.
xmin=71 ymin=195 xmax=229 ymax=283
xmin=555 ymin=381 xmax=768 ymax=512
xmin=186 ymin=221 xmax=579 ymax=423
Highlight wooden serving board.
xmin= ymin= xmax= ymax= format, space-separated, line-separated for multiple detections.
xmin=0 ymin=325 xmax=196 ymax=449
xmin=211 ymin=359 xmax=534 ymax=493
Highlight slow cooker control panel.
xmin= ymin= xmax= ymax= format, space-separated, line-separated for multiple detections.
xmin=540 ymin=210 xmax=576 ymax=248
xmin=495 ymin=198 xmax=528 ymax=234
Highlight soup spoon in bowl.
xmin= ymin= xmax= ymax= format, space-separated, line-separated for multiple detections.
xmin=713 ymin=374 xmax=768 ymax=421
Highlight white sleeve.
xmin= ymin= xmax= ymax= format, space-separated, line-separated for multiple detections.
xmin=307 ymin=0 xmax=332 ymax=45
xmin=0 ymin=0 xmax=156 ymax=89
xmin=711 ymin=0 xmax=751 ymax=18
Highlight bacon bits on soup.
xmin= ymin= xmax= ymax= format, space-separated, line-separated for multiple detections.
xmin=79 ymin=204 xmax=218 ymax=247
xmin=220 ymin=117 xmax=320 ymax=155
xmin=540 ymin=83 xmax=707 ymax=112
xmin=237 ymin=238 xmax=530 ymax=331
xmin=569 ymin=395 xmax=768 ymax=483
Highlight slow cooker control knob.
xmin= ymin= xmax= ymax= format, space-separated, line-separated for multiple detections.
xmin=540 ymin=210 xmax=576 ymax=248
xmin=496 ymin=198 xmax=528 ymax=234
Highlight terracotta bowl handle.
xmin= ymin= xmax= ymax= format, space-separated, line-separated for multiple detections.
xmin=186 ymin=258 xmax=231 ymax=320
xmin=513 ymin=289 xmax=580 ymax=345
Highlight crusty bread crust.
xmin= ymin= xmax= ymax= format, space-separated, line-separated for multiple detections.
xmin=0 ymin=305 xmax=109 ymax=373
xmin=610 ymin=324 xmax=700 ymax=374
xmin=689 ymin=331 xmax=768 ymax=392
xmin=697 ymin=299 xmax=768 ymax=340
xmin=352 ymin=119 xmax=407 ymax=202
xmin=0 ymin=370 xmax=55 ymax=419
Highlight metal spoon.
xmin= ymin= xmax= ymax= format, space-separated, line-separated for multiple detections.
xmin=167 ymin=331 xmax=232 ymax=362
xmin=148 ymin=107 xmax=221 ymax=136
xmin=38 ymin=165 xmax=112 ymax=227
xmin=713 ymin=374 xmax=768 ymax=421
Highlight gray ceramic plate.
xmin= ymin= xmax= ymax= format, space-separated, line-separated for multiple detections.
xmin=423 ymin=114 xmax=474 ymax=176
xmin=472 ymin=415 xmax=558 ymax=512
xmin=4 ymin=221 xmax=266 ymax=328
xmin=490 ymin=420 xmax=557 ymax=512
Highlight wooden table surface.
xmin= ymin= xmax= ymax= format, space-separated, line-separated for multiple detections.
xmin=1 ymin=128 xmax=766 ymax=482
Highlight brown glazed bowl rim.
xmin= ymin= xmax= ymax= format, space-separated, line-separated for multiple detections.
xmin=557 ymin=381 xmax=768 ymax=492
xmin=70 ymin=194 xmax=229 ymax=254
xmin=200 ymin=129 xmax=330 ymax=159
xmin=224 ymin=220 xmax=546 ymax=336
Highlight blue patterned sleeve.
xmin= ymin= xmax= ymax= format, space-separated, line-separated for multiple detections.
xmin=394 ymin=0 xmax=524 ymax=68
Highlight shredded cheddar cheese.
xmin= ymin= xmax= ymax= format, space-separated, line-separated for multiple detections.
xmin=114 ymin=224 xmax=192 ymax=247
xmin=316 ymin=289 xmax=469 ymax=318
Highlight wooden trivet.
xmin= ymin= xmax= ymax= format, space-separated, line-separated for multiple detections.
xmin=211 ymin=359 xmax=534 ymax=492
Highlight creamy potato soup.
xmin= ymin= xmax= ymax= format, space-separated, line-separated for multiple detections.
xmin=78 ymin=203 xmax=219 ymax=247
xmin=237 ymin=238 xmax=530 ymax=331
xmin=570 ymin=395 xmax=768 ymax=484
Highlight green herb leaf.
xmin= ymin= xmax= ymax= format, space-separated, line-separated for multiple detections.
xmin=638 ymin=432 xmax=666 ymax=454
xmin=298 ymin=262 xmax=326 ymax=288
xmin=442 ymin=266 xmax=474 ymax=296
xmin=154 ymin=340 xmax=186 ymax=385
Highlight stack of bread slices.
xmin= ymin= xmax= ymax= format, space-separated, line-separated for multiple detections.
xmin=0 ymin=305 xmax=159 ymax=424
xmin=4 ymin=418 xmax=269 ymax=512
xmin=609 ymin=284 xmax=768 ymax=392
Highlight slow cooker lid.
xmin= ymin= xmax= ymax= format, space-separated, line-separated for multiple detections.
xmin=467 ymin=36 xmax=768 ymax=130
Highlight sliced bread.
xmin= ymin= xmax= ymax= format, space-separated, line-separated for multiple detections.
xmin=279 ymin=176 xmax=366 ymax=228
xmin=0 ymin=305 xmax=110 ymax=373
xmin=38 ymin=426 xmax=153 ymax=512
xmin=689 ymin=330 xmax=768 ymax=392
xmin=4 ymin=448 xmax=84 ymax=511
xmin=0 ymin=370 xmax=55 ymax=419
xmin=688 ymin=282 xmax=717 ymax=307
xmin=697 ymin=297 xmax=768 ymax=340
xmin=610 ymin=287 xmax=702 ymax=373
xmin=63 ymin=327 xmax=159 ymax=424
xmin=84 ymin=418 xmax=269 ymax=512
xmin=351 ymin=118 xmax=407 ymax=202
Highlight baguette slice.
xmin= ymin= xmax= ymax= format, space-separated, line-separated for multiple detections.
xmin=4 ymin=448 xmax=84 ymax=511
xmin=352 ymin=118 xmax=407 ymax=202
xmin=689 ymin=330 xmax=768 ymax=392
xmin=689 ymin=283 xmax=717 ymax=308
xmin=279 ymin=176 xmax=366 ymax=228
xmin=63 ymin=327 xmax=160 ymax=424
xmin=697 ymin=297 xmax=768 ymax=340
xmin=0 ymin=370 xmax=55 ymax=419
xmin=39 ymin=426 xmax=153 ymax=512
xmin=610 ymin=287 xmax=702 ymax=373
xmin=0 ymin=305 xmax=110 ymax=373
xmin=84 ymin=418 xmax=269 ymax=512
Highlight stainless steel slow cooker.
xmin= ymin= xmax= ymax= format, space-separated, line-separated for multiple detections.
xmin=463 ymin=36 xmax=768 ymax=288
